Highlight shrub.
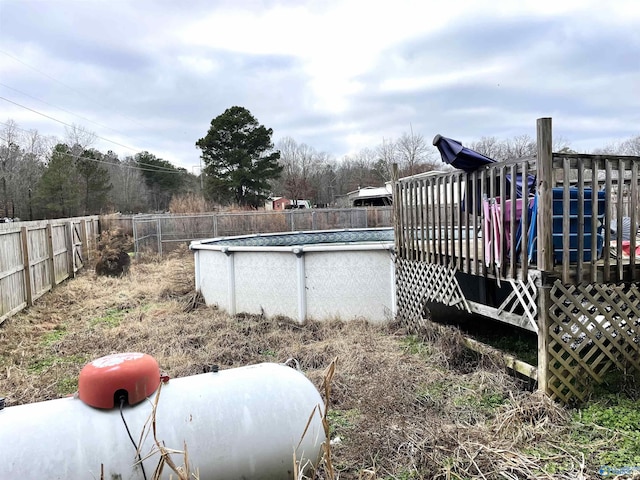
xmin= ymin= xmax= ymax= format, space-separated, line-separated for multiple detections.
xmin=95 ymin=228 xmax=132 ymax=277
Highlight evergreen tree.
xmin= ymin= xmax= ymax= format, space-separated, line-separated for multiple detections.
xmin=196 ymin=106 xmax=282 ymax=207
xmin=36 ymin=144 xmax=81 ymax=218
xmin=76 ymin=149 xmax=112 ymax=215
xmin=135 ymin=152 xmax=185 ymax=211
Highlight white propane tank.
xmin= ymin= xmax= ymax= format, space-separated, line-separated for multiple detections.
xmin=0 ymin=361 xmax=325 ymax=480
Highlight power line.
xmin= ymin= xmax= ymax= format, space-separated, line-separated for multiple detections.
xmin=0 ymin=96 xmax=189 ymax=173
xmin=0 ymin=49 xmax=147 ymax=129
xmin=0 ymin=95 xmax=144 ymax=152
xmin=0 ymin=120 xmax=190 ymax=175
xmin=0 ymin=81 xmax=125 ymax=136
xmin=55 ymin=149 xmax=189 ymax=175
xmin=0 ymin=96 xmax=187 ymax=172
xmin=0 ymin=50 xmax=195 ymax=169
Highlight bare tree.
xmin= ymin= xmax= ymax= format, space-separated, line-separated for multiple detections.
xmin=469 ymin=136 xmax=505 ymax=161
xmin=505 ymin=134 xmax=536 ymax=159
xmin=22 ymin=129 xmax=55 ymax=161
xmin=336 ymin=150 xmax=381 ymax=194
xmin=621 ymin=135 xmax=640 ymax=156
xmin=471 ymin=134 xmax=572 ymax=160
xmin=1 ymin=119 xmax=20 ymax=146
xmin=396 ymin=126 xmax=431 ymax=176
xmin=90 ymin=152 xmax=148 ymax=213
xmin=310 ymin=158 xmax=337 ymax=206
xmin=552 ymin=135 xmax=572 ymax=153
xmin=374 ymin=137 xmax=397 ymax=183
xmin=65 ymin=124 xmax=96 ymax=155
xmin=17 ymin=129 xmax=48 ymax=220
xmin=276 ymin=137 xmax=320 ymax=205
xmin=0 ymin=120 xmax=21 ymax=217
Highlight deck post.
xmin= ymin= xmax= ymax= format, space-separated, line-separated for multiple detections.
xmin=536 ymin=117 xmax=553 ymax=395
xmin=392 ymin=163 xmax=400 ymax=254
xmin=536 ymin=117 xmax=554 ymax=271
xmin=537 ymin=284 xmax=551 ymax=394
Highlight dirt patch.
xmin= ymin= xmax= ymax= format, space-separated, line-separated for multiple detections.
xmin=0 ymin=251 xmax=634 ymax=479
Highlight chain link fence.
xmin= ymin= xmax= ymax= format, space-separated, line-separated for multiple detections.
xmin=103 ymin=207 xmax=393 ymax=257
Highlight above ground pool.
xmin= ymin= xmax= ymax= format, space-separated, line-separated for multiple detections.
xmin=190 ymin=228 xmax=395 ymax=323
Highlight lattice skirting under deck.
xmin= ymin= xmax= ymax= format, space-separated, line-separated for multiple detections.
xmin=395 ymin=258 xmax=470 ymax=332
xmin=547 ymin=280 xmax=640 ymax=403
xmin=493 ymin=274 xmax=540 ymax=332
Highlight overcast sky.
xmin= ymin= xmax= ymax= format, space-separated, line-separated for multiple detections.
xmin=1 ymin=0 xmax=639 ymax=170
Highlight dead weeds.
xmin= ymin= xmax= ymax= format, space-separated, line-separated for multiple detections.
xmin=0 ymin=253 xmax=630 ymax=479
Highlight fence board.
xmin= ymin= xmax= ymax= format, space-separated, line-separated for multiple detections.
xmin=1 ymin=230 xmax=26 ymax=322
xmin=0 ymin=216 xmax=98 ymax=324
xmin=27 ymin=227 xmax=52 ymax=302
xmin=52 ymin=224 xmax=70 ymax=284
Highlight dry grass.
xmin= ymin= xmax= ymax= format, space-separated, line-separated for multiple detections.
xmin=169 ymin=193 xmax=216 ymax=214
xmin=0 ymin=251 xmax=627 ymax=479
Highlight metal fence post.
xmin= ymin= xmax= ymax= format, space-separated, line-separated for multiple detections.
xmin=133 ymin=218 xmax=138 ymax=257
xmin=157 ymin=217 xmax=162 ymax=256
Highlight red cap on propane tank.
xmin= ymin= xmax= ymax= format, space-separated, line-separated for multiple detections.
xmin=78 ymin=353 xmax=161 ymax=409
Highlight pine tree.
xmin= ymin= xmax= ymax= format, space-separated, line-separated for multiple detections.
xmin=196 ymin=106 xmax=282 ymax=207
xmin=36 ymin=144 xmax=81 ymax=218
xmin=75 ymin=149 xmax=112 ymax=214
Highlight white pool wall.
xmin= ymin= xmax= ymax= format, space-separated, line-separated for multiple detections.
xmin=191 ymin=228 xmax=396 ymax=323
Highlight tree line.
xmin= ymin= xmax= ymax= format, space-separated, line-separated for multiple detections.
xmin=0 ymin=121 xmax=195 ymax=220
xmin=2 ymin=108 xmax=639 ymax=219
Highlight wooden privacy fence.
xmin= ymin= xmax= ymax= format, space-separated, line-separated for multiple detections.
xmin=0 ymin=216 xmax=99 ymax=324
xmin=102 ymin=207 xmax=394 ymax=256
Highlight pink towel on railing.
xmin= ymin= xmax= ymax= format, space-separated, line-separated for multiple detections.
xmin=609 ymin=240 xmax=640 ymax=258
xmin=483 ymin=196 xmax=534 ymax=269
xmin=483 ymin=198 xmax=502 ymax=269
xmin=483 ymin=198 xmax=492 ymax=267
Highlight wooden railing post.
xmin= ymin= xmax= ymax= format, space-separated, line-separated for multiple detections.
xmin=536 ymin=117 xmax=554 ymax=271
xmin=536 ymin=117 xmax=554 ymax=396
xmin=20 ymin=226 xmax=33 ymax=306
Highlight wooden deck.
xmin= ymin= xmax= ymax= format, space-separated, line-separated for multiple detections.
xmin=404 ymin=233 xmax=640 ymax=283
xmin=394 ymin=117 xmax=640 ymax=403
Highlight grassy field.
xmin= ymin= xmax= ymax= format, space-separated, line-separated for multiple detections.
xmin=0 ymin=249 xmax=639 ymax=479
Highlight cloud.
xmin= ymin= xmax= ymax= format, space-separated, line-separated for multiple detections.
xmin=0 ymin=0 xmax=638 ymax=168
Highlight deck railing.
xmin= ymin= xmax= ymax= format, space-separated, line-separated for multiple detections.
xmin=550 ymin=153 xmax=640 ymax=283
xmin=395 ymin=126 xmax=640 ymax=284
xmin=395 ymin=156 xmax=536 ymax=280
